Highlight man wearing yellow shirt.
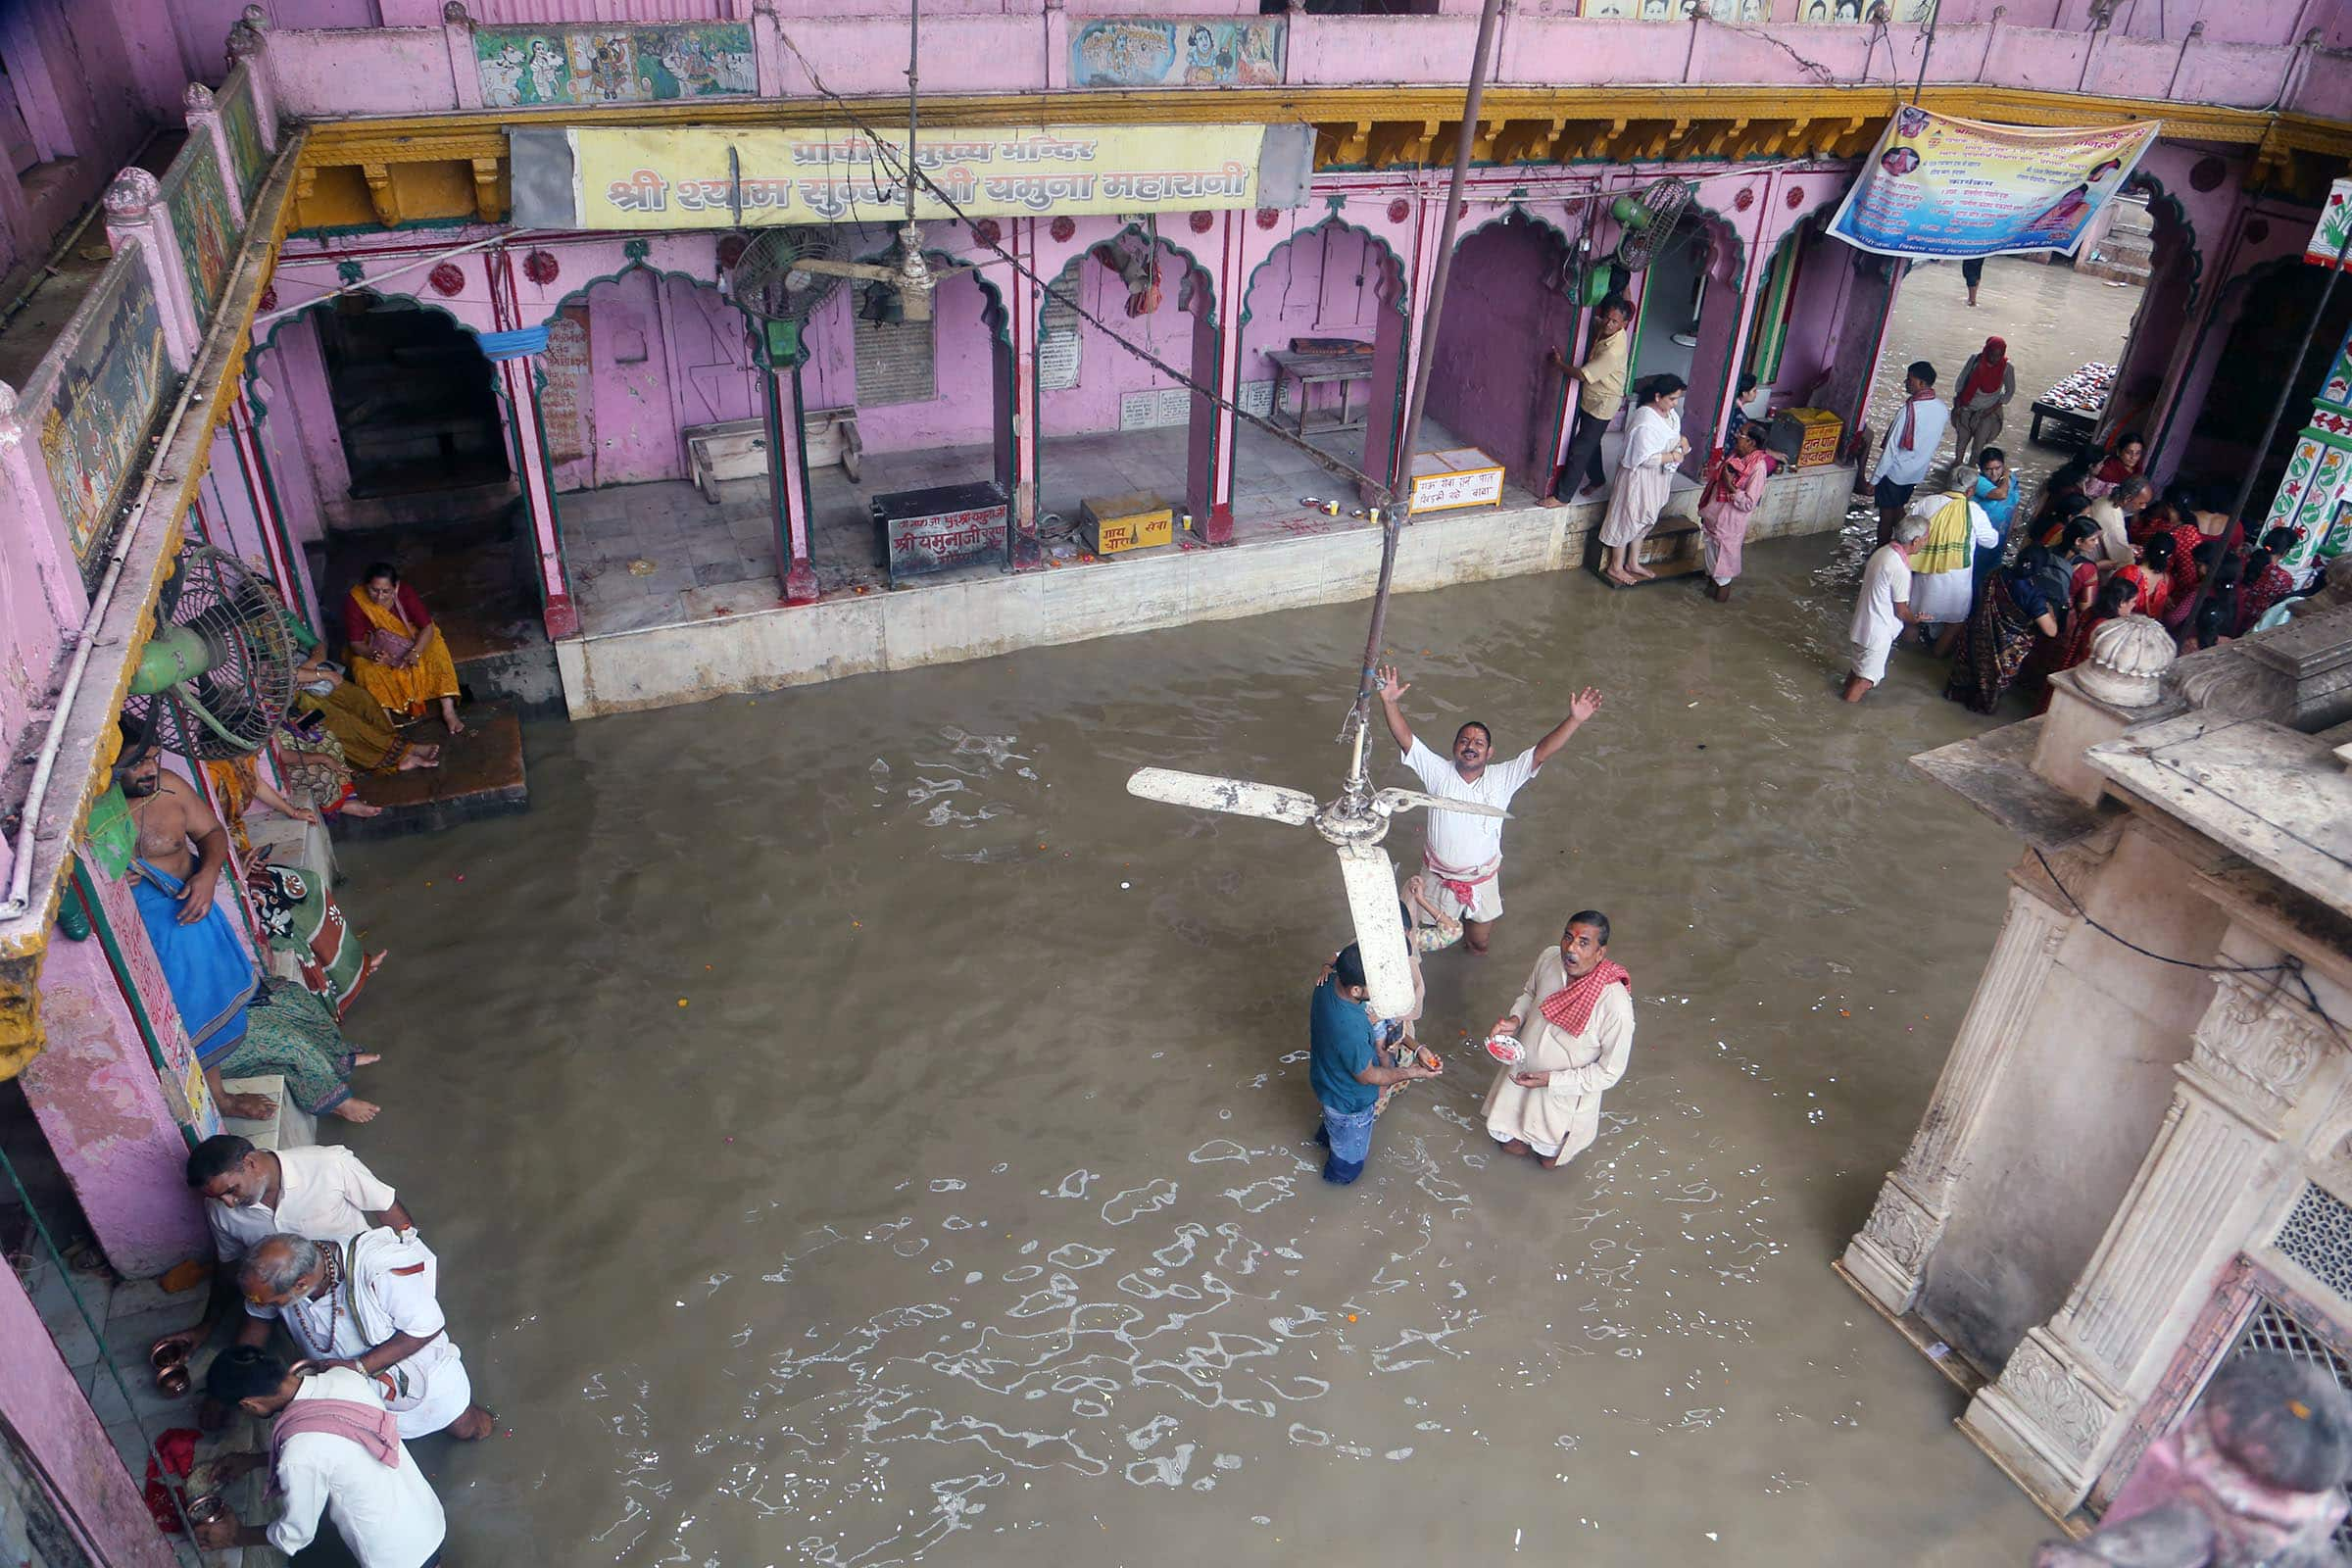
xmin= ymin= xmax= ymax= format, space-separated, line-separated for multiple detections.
xmin=1542 ymin=294 xmax=1634 ymax=506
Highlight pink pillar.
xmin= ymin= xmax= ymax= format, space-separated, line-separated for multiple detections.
xmin=223 ymin=386 xmax=319 ymax=632
xmin=1365 ymin=194 xmax=1442 ymax=502
xmin=101 ymin=169 xmax=199 ymax=374
xmin=765 ymin=362 xmax=819 ymax=606
xmin=180 ymin=82 xmax=244 ymax=230
xmin=0 ymin=1262 xmax=180 ymax=1567
xmin=0 ymin=382 xmax=90 ymax=626
xmin=1007 ymin=218 xmax=1044 ymax=567
xmin=22 ymin=862 xmax=214 ymax=1280
xmin=490 ymin=247 xmax=577 ymax=639
xmin=1187 ymin=210 xmax=1247 ymax=546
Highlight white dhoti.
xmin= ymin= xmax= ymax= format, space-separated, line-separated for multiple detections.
xmin=1422 ymin=852 xmax=1502 ymax=924
xmin=1481 ymin=948 xmax=1637 ymax=1165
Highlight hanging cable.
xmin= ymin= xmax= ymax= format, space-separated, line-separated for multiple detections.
xmin=2031 ymin=847 xmax=2348 ymax=1049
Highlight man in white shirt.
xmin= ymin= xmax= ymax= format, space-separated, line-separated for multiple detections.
xmin=2085 ymin=473 xmax=2153 ymax=572
xmin=151 ymin=1134 xmax=416 ymax=1371
xmin=197 ymin=1347 xmax=447 ymax=1568
xmin=235 ymin=1230 xmax=494 ymax=1441
xmin=1375 ymin=663 xmax=1604 ymax=956
xmin=1870 ymin=360 xmax=1950 ymax=547
xmin=1844 ymin=513 xmax=1929 ymax=702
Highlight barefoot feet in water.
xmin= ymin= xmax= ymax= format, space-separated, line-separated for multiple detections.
xmin=329 ymin=1099 xmax=381 ymax=1124
xmin=1499 ymin=1138 xmax=1531 ymax=1156
xmin=341 ymin=801 xmax=385 ymax=816
xmin=353 ymin=1054 xmax=382 ymax=1068
xmin=449 ymin=1405 xmax=498 ymax=1441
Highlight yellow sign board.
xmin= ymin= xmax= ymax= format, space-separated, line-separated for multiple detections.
xmin=570 ymin=123 xmax=1271 ymax=229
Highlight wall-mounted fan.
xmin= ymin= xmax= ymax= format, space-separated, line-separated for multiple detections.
xmin=1609 ymin=177 xmax=1695 ymax=273
xmin=124 ymin=545 xmax=300 ymax=760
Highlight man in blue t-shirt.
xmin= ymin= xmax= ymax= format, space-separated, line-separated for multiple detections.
xmin=1310 ymin=945 xmax=1441 ymax=1186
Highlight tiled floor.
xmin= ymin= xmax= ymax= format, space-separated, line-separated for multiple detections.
xmin=20 ymin=1251 xmax=283 ymax=1564
xmin=559 ymin=418 xmax=1694 ymax=639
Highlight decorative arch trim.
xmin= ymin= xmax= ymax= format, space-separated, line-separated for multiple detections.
xmin=1238 ymin=212 xmax=1409 ymax=332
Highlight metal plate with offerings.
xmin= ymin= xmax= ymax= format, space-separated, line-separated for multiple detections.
xmin=2030 ymin=361 xmax=2116 ymax=448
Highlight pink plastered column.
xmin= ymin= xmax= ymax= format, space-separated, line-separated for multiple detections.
xmin=101 ymin=170 xmax=200 ymax=374
xmin=0 ymin=1262 xmax=179 ymax=1567
xmin=22 ymin=862 xmax=215 ymax=1280
xmin=1187 ymin=210 xmax=1250 ymax=545
xmin=1363 ymin=192 xmax=1437 ymax=501
xmin=489 ymin=246 xmax=578 ymax=638
xmin=221 ymin=387 xmax=319 ymax=632
xmin=765 ymin=359 xmax=819 ymax=606
xmin=1005 ymin=218 xmax=1046 ymax=567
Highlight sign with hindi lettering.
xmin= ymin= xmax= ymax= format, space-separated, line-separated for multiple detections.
xmin=1826 ymin=106 xmax=2157 ymax=261
xmin=871 ymin=480 xmax=1009 ymax=584
xmin=566 ymin=123 xmax=1287 ymax=230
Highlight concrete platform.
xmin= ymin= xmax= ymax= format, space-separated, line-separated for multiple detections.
xmin=335 ymin=702 xmax=528 ymax=840
xmin=555 ymin=460 xmax=1860 ymax=717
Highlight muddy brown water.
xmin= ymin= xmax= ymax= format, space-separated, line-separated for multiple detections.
xmin=328 ymin=533 xmax=2065 ymax=1564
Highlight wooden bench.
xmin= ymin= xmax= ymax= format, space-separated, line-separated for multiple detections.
xmin=683 ymin=407 xmax=862 ymax=504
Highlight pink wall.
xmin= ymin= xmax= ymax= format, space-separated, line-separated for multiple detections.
xmin=801 ymin=268 xmax=1004 ymax=456
xmin=23 ymin=866 xmax=214 ymax=1280
xmin=0 ymin=1261 xmax=180 ymax=1567
xmin=1038 ymin=238 xmax=1209 ymax=441
xmin=1425 ymin=213 xmax=1576 ymax=494
xmin=1241 ymin=220 xmax=1388 ymax=425
xmin=0 ymin=0 xmax=181 ymax=278
xmin=251 ymin=5 xmax=2350 ymax=120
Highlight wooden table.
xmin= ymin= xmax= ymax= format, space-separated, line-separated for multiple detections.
xmin=2029 ymin=398 xmax=2102 ymax=449
xmin=1266 ymin=348 xmax=1375 ymax=436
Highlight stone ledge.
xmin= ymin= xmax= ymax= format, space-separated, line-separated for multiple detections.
xmin=1911 ymin=717 xmax=2117 ymax=853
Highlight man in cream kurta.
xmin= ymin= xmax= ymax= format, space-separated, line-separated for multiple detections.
xmin=1482 ymin=912 xmax=1635 ymax=1169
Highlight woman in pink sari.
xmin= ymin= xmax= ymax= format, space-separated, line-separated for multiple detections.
xmin=1697 ymin=423 xmax=1769 ymax=604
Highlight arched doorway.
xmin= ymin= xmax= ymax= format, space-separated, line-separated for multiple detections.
xmin=2179 ymin=258 xmax=2352 ymax=505
xmin=1626 ymin=206 xmax=1743 ymax=469
xmin=1423 ymin=210 xmax=1575 ymax=499
xmin=316 ymin=292 xmax=507 ymax=497
xmin=1235 ymin=217 xmax=1407 ymax=529
xmin=1035 ymin=226 xmax=1214 ymax=541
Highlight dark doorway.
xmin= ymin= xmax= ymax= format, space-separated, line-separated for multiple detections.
xmin=318 ymin=293 xmax=508 ymax=498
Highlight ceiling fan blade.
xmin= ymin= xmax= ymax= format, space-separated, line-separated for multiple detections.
xmin=795 ymin=259 xmax=896 ymax=280
xmin=1336 ymin=842 xmax=1415 ymax=1020
xmin=1373 ymin=786 xmax=1507 ymax=820
xmin=1126 ymin=767 xmax=1319 ymax=827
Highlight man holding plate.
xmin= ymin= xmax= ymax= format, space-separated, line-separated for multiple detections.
xmin=1482 ymin=911 xmax=1635 ymax=1170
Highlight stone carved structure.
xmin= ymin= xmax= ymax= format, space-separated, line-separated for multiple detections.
xmin=1843 ymin=606 xmax=2352 ymax=1519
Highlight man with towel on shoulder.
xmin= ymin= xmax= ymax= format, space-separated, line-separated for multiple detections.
xmin=196 ymin=1345 xmax=447 ymax=1566
xmin=1482 ymin=911 xmax=1635 ymax=1170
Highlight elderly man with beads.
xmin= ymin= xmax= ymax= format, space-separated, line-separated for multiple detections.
xmin=234 ymin=1231 xmax=494 ymax=1441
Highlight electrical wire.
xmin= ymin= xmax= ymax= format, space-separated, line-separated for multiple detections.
xmin=772 ymin=27 xmax=1396 ymax=501
xmin=2031 ymin=847 xmax=2349 ymax=1049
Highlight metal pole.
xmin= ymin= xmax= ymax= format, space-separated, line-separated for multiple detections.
xmin=1344 ymin=0 xmax=1504 ymax=795
xmin=906 ymin=0 xmax=920 ymax=228
xmin=2176 ymin=220 xmax=2351 ymax=642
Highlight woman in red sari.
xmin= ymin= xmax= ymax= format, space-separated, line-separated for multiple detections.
xmin=2135 ymin=534 xmax=2177 ymax=623
xmin=2082 ymin=431 xmax=2146 ymax=500
xmin=1697 ymin=423 xmax=1770 ymax=604
xmin=2049 ymin=571 xmax=2141 ymax=690
xmin=2235 ymin=527 xmax=2300 ymax=632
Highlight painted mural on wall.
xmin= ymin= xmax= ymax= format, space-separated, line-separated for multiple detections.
xmin=220 ymin=69 xmax=269 ymax=202
xmin=475 ymin=24 xmax=756 ymax=108
xmin=1581 ymin=0 xmax=1767 ymax=16
xmin=1789 ymin=0 xmax=1936 ymax=18
xmin=165 ymin=140 xmax=237 ymax=320
xmin=39 ymin=261 xmax=169 ymax=579
xmin=1069 ymin=19 xmax=1283 ymax=89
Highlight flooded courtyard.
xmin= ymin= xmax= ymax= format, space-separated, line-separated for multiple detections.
xmin=330 ymin=534 xmax=2057 ymax=1564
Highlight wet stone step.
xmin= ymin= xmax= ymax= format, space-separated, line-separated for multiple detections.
xmin=335 ymin=702 xmax=528 ymax=841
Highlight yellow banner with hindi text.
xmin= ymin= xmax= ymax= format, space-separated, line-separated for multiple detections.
xmin=568 ymin=123 xmax=1271 ymax=229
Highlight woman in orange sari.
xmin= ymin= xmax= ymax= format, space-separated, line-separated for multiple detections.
xmin=343 ymin=563 xmax=464 ymax=736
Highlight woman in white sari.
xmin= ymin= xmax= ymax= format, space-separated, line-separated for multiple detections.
xmin=1598 ymin=375 xmax=1689 ymax=586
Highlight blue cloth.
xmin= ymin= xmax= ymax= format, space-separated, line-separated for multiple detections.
xmin=1972 ymin=474 xmax=2020 ymax=532
xmin=129 ymin=859 xmax=257 ymax=1067
xmin=1317 ymin=1103 xmax=1376 ymax=1186
xmin=476 ymin=325 xmax=548 ymax=362
xmin=1309 ymin=977 xmax=1378 ymax=1116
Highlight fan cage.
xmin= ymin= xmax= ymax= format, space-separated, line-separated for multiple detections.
xmin=126 ymin=547 xmax=300 ymax=762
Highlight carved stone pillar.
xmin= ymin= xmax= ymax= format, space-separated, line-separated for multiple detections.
xmin=1961 ymin=967 xmax=2325 ymax=1510
xmin=1841 ymin=882 xmax=2078 ymax=1314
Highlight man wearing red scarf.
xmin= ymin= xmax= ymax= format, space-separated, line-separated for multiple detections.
xmin=1481 ymin=911 xmax=1635 ymax=1170
xmin=1869 ymin=361 xmax=1949 ymax=547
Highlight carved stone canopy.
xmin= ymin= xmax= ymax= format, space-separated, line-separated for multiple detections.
xmin=2079 ymin=613 xmax=2178 ymax=708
